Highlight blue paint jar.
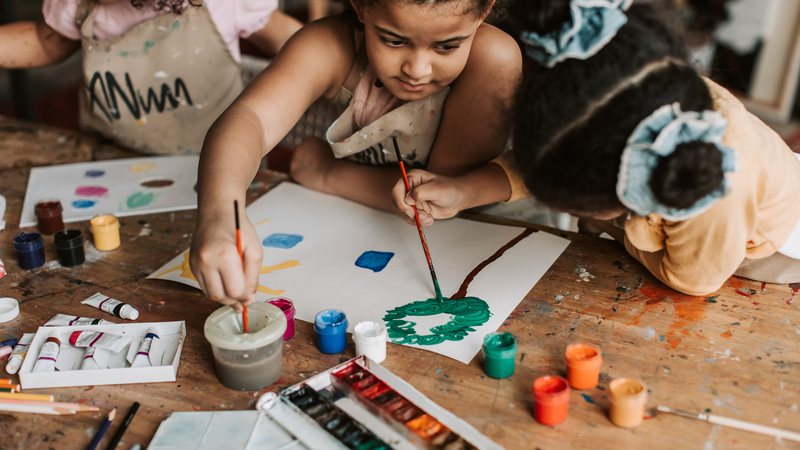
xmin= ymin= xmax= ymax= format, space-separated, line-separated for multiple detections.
xmin=13 ymin=232 xmax=45 ymax=270
xmin=314 ymin=309 xmax=348 ymax=354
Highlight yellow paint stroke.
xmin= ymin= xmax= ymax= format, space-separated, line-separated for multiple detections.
xmin=254 ymin=218 xmax=270 ymax=226
xmin=260 ymin=260 xmax=300 ymax=274
xmin=129 ymin=162 xmax=157 ymax=174
xmin=153 ymin=251 xmax=195 ymax=280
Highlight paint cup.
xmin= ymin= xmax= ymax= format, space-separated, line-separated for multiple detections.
xmin=204 ymin=302 xmax=287 ymax=391
xmin=54 ymin=229 xmax=85 ymax=267
xmin=564 ymin=342 xmax=602 ymax=390
xmin=482 ymin=332 xmax=517 ymax=379
xmin=532 ymin=375 xmax=570 ymax=426
xmin=314 ymin=309 xmax=348 ymax=354
xmin=13 ymin=232 xmax=45 ymax=270
xmin=34 ymin=200 xmax=64 ymax=235
xmin=608 ymin=378 xmax=648 ymax=428
xmin=267 ymin=297 xmax=296 ymax=341
xmin=90 ymin=214 xmax=120 ymax=251
xmin=353 ymin=321 xmax=387 ymax=363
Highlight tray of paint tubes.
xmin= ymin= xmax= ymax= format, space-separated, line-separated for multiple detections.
xmin=17 ymin=321 xmax=185 ymax=389
xmin=260 ymin=355 xmax=503 ymax=450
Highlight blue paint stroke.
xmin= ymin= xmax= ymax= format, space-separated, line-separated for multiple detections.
xmin=71 ymin=199 xmax=97 ymax=209
xmin=262 ymin=233 xmax=304 ymax=249
xmin=581 ymin=394 xmax=597 ymax=405
xmin=84 ymin=170 xmax=105 ymax=178
xmin=355 ymin=251 xmax=394 ymax=273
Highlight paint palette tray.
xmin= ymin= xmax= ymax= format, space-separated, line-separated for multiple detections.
xmin=261 ymin=356 xmax=502 ymax=450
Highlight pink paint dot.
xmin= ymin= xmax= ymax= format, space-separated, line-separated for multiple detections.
xmin=75 ymin=186 xmax=109 ymax=197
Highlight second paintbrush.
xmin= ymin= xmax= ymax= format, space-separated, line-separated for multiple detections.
xmin=392 ymin=137 xmax=443 ymax=301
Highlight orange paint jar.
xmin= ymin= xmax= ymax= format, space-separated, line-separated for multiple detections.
xmin=90 ymin=214 xmax=120 ymax=251
xmin=564 ymin=342 xmax=602 ymax=390
xmin=532 ymin=375 xmax=570 ymax=426
xmin=608 ymin=378 xmax=648 ymax=428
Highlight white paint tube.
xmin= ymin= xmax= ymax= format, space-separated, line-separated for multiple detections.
xmin=45 ymin=313 xmax=113 ymax=327
xmin=69 ymin=330 xmax=130 ymax=353
xmin=131 ymin=331 xmax=159 ymax=368
xmin=32 ymin=337 xmax=61 ymax=373
xmin=5 ymin=333 xmax=34 ymax=374
xmin=80 ymin=346 xmax=111 ymax=370
xmin=80 ymin=292 xmax=139 ymax=320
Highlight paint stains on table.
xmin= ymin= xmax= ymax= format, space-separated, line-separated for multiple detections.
xmin=262 ymin=233 xmax=304 ymax=250
xmin=75 ymin=186 xmax=109 ymax=197
xmin=626 ymin=283 xmax=709 ymax=350
xmin=354 ymin=251 xmax=394 ymax=273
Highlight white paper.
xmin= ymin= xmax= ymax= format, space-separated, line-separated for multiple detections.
xmin=0 ymin=193 xmax=6 ymax=230
xmin=20 ymin=156 xmax=198 ymax=227
xmin=150 ymin=183 xmax=569 ymax=363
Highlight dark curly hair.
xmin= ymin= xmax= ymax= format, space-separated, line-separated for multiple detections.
xmin=340 ymin=0 xmax=507 ymax=21
xmin=130 ymin=0 xmax=201 ymax=14
xmin=509 ymin=0 xmax=724 ymax=214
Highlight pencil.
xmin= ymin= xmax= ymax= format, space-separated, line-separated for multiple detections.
xmin=86 ymin=408 xmax=116 ymax=450
xmin=0 ymin=398 xmax=98 ymax=412
xmin=0 ymin=392 xmax=54 ymax=402
xmin=104 ymin=401 xmax=139 ymax=450
xmin=0 ymin=403 xmax=76 ymax=415
xmin=234 ymin=200 xmax=249 ymax=333
xmin=392 ymin=137 xmax=443 ymax=301
xmin=657 ymin=405 xmax=800 ymax=442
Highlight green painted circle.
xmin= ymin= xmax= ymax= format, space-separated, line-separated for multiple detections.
xmin=383 ymin=297 xmax=491 ymax=346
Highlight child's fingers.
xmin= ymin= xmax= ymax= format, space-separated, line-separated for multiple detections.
xmin=219 ymin=259 xmax=250 ymax=302
xmin=391 ymin=178 xmax=416 ymax=218
xmin=243 ymin=245 xmax=262 ymax=303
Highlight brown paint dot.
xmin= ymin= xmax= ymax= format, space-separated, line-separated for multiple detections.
xmin=140 ymin=178 xmax=174 ymax=188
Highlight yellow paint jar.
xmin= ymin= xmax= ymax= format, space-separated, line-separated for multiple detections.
xmin=90 ymin=214 xmax=120 ymax=251
xmin=608 ymin=378 xmax=648 ymax=428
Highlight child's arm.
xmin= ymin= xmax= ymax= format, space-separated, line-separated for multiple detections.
xmin=0 ymin=21 xmax=78 ymax=68
xmin=190 ymin=17 xmax=355 ymax=307
xmin=244 ymin=10 xmax=302 ymax=57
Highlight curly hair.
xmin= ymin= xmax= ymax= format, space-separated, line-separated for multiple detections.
xmin=130 ymin=0 xmax=202 ymax=14
xmin=339 ymin=0 xmax=507 ymax=21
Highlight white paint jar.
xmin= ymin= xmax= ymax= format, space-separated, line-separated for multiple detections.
xmin=353 ymin=321 xmax=388 ymax=363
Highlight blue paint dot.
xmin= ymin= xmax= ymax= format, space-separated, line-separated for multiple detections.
xmin=71 ymin=200 xmax=97 ymax=209
xmin=84 ymin=170 xmax=105 ymax=178
xmin=262 ymin=233 xmax=304 ymax=249
xmin=355 ymin=251 xmax=394 ymax=273
xmin=581 ymin=393 xmax=597 ymax=405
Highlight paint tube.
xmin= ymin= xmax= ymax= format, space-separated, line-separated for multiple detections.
xmin=69 ymin=330 xmax=130 ymax=353
xmin=80 ymin=292 xmax=139 ymax=320
xmin=0 ymin=257 xmax=6 ymax=280
xmin=131 ymin=331 xmax=159 ymax=368
xmin=80 ymin=346 xmax=111 ymax=370
xmin=45 ymin=313 xmax=113 ymax=327
xmin=32 ymin=337 xmax=61 ymax=373
xmin=4 ymin=333 xmax=33 ymax=374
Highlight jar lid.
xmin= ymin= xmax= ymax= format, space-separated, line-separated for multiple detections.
xmin=0 ymin=297 xmax=20 ymax=323
xmin=204 ymin=302 xmax=286 ymax=350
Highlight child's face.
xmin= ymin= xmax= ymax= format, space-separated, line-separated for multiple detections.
xmin=353 ymin=0 xmax=488 ymax=101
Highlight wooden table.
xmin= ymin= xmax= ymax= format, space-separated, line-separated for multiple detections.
xmin=0 ymin=118 xmax=798 ymax=450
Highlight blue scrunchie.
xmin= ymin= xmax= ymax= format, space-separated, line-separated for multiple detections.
xmin=520 ymin=0 xmax=633 ymax=68
xmin=616 ymin=103 xmax=738 ymax=221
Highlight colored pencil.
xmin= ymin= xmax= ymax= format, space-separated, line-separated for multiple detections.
xmin=0 ymin=402 xmax=76 ymax=415
xmin=392 ymin=137 xmax=443 ymax=301
xmin=86 ymin=408 xmax=116 ymax=450
xmin=0 ymin=386 xmax=19 ymax=393
xmin=0 ymin=338 xmax=17 ymax=348
xmin=0 ymin=379 xmax=16 ymax=386
xmin=657 ymin=405 xmax=800 ymax=442
xmin=0 ymin=398 xmax=98 ymax=412
xmin=104 ymin=401 xmax=140 ymax=450
xmin=234 ymin=200 xmax=249 ymax=333
xmin=0 ymin=392 xmax=54 ymax=402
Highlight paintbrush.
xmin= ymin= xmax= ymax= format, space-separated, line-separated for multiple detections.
xmin=656 ymin=405 xmax=800 ymax=442
xmin=392 ymin=137 xmax=443 ymax=301
xmin=234 ymin=200 xmax=249 ymax=334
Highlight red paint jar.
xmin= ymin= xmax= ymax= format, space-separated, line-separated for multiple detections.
xmin=533 ymin=375 xmax=571 ymax=426
xmin=268 ymin=297 xmax=296 ymax=340
xmin=34 ymin=200 xmax=64 ymax=235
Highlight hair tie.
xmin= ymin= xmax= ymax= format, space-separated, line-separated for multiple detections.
xmin=616 ymin=103 xmax=737 ymax=220
xmin=520 ymin=0 xmax=633 ymax=68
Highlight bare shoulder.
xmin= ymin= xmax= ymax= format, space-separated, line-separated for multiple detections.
xmin=468 ymin=23 xmax=522 ymax=73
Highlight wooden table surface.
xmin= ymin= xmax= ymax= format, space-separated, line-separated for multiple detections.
xmin=0 ymin=118 xmax=798 ymax=450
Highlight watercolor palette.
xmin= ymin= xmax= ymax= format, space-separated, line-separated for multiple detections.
xmin=20 ymin=156 xmax=198 ymax=227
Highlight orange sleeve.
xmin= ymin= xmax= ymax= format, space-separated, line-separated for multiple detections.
xmin=489 ymin=153 xmax=532 ymax=203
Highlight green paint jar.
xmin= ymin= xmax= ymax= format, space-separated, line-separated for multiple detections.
xmin=482 ymin=332 xmax=517 ymax=379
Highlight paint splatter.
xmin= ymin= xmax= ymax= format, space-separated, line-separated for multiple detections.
xmin=384 ymin=296 xmax=491 ymax=345
xmin=126 ymin=192 xmax=156 ymax=209
xmin=705 ymin=295 xmax=719 ymax=303
xmin=355 ymin=251 xmax=394 ymax=273
xmin=84 ymin=170 xmax=105 ymax=178
xmin=262 ymin=233 xmax=304 ymax=250
xmin=140 ymin=178 xmax=174 ymax=188
xmin=720 ymin=330 xmax=733 ymax=339
xmin=71 ymin=200 xmax=97 ymax=209
xmin=580 ymin=393 xmax=597 ymax=405
xmin=75 ymin=186 xmax=109 ymax=197
xmin=628 ymin=284 xmax=709 ymax=349
xmin=129 ymin=162 xmax=156 ymax=174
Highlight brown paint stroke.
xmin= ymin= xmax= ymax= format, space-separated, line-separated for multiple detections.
xmin=451 ymin=228 xmax=536 ymax=299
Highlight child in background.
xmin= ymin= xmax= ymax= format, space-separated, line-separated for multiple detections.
xmin=0 ymin=0 xmax=301 ymax=155
xmin=392 ymin=0 xmax=800 ymax=295
xmin=190 ymin=0 xmax=521 ymax=309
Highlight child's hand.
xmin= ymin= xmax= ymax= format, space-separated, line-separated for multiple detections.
xmin=391 ymin=169 xmax=466 ymax=226
xmin=190 ymin=213 xmax=263 ymax=310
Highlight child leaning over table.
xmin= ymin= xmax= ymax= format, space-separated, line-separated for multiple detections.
xmin=0 ymin=0 xmax=301 ymax=155
xmin=390 ymin=0 xmax=800 ymax=296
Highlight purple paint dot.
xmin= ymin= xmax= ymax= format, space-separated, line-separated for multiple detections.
xmin=355 ymin=251 xmax=394 ymax=273
xmin=84 ymin=170 xmax=105 ymax=178
xmin=75 ymin=186 xmax=109 ymax=197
